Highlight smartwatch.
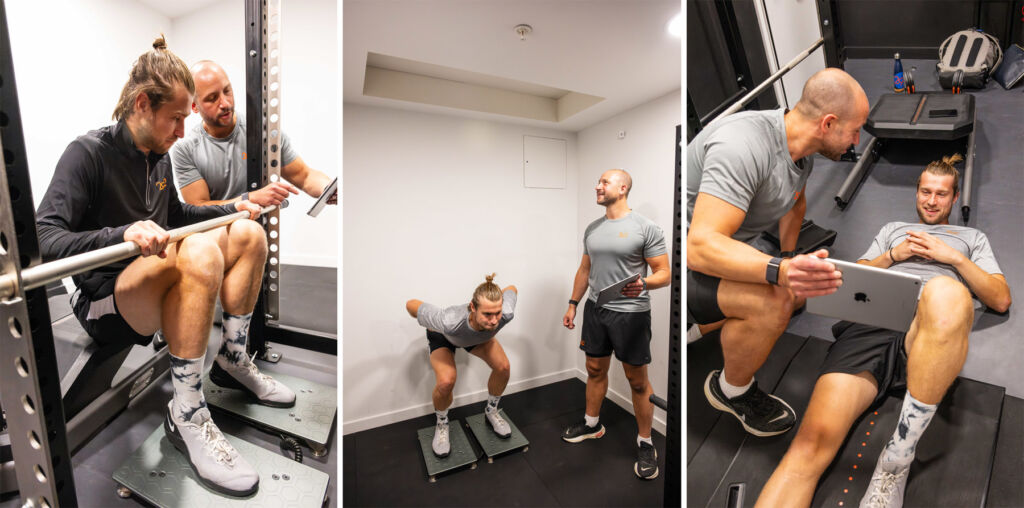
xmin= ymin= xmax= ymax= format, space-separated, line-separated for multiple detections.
xmin=765 ymin=257 xmax=783 ymax=285
xmin=568 ymin=299 xmax=579 ymax=306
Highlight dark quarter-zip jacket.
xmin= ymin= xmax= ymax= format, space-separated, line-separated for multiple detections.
xmin=36 ymin=120 xmax=237 ymax=301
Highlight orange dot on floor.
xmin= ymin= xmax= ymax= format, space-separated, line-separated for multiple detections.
xmin=853 ymin=465 xmax=858 ymax=469
xmin=849 ymin=476 xmax=853 ymax=481
xmin=844 ymin=489 xmax=849 ymax=494
xmin=870 ymin=421 xmax=875 ymax=425
xmin=839 ymin=503 xmax=844 ymax=507
xmin=866 ymin=431 xmax=871 ymax=436
xmin=874 ymin=411 xmax=878 ymax=415
xmin=858 ymin=453 xmax=862 ymax=458
xmin=862 ymin=442 xmax=867 ymax=446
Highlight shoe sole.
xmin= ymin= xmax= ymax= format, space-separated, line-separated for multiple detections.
xmin=209 ymin=363 xmax=296 ymax=408
xmin=703 ymin=371 xmax=794 ymax=437
xmin=562 ymin=425 xmax=605 ymax=443
xmin=164 ymin=413 xmax=259 ymax=497
xmin=485 ymin=414 xmax=512 ymax=439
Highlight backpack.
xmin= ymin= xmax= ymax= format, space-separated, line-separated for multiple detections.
xmin=936 ymin=29 xmax=1003 ymax=89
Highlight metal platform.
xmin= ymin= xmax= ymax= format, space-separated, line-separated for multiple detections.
xmin=464 ymin=410 xmax=529 ymax=463
xmin=112 ymin=426 xmax=329 ymax=507
xmin=417 ymin=422 xmax=479 ymax=482
xmin=204 ymin=370 xmax=336 ymax=456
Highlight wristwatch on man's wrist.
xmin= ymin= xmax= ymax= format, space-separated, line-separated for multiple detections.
xmin=568 ymin=299 xmax=579 ymax=307
xmin=765 ymin=257 xmax=783 ymax=285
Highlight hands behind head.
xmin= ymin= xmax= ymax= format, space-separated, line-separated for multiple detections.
xmin=124 ymin=220 xmax=170 ymax=258
xmin=781 ymin=249 xmax=842 ymax=298
xmin=248 ymin=181 xmax=299 ymax=206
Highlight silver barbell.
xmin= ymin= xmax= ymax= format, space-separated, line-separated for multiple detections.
xmin=0 ymin=201 xmax=286 ymax=300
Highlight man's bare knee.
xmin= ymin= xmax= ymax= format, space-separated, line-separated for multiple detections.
xmin=176 ymin=235 xmax=225 ymax=287
xmin=762 ymin=285 xmax=796 ymax=329
xmin=919 ymin=276 xmax=973 ymax=329
xmin=229 ymin=219 xmax=268 ymax=253
xmin=586 ymin=360 xmax=608 ymax=380
xmin=785 ymin=420 xmax=845 ymax=474
xmin=436 ymin=374 xmax=456 ymax=395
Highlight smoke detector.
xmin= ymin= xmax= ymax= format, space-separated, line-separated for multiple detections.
xmin=514 ymin=24 xmax=532 ymax=41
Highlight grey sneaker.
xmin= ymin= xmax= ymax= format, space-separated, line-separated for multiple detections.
xmin=432 ymin=421 xmax=450 ymax=457
xmin=164 ymin=402 xmax=259 ymax=497
xmin=859 ymin=457 xmax=909 ymax=508
xmin=484 ymin=408 xmax=511 ymax=438
xmin=210 ymin=357 xmax=296 ymax=408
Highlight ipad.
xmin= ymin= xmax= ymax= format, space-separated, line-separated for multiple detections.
xmin=307 ymin=177 xmax=338 ymax=217
xmin=595 ymin=273 xmax=642 ymax=308
xmin=805 ymin=258 xmax=922 ymax=332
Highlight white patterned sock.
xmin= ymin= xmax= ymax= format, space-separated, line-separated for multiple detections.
xmin=879 ymin=391 xmax=937 ymax=470
xmin=169 ymin=352 xmax=206 ymax=421
xmin=216 ymin=312 xmax=252 ymax=368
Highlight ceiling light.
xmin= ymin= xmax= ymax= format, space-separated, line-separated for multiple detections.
xmin=515 ymin=24 xmax=532 ymax=41
xmin=667 ymin=13 xmax=682 ymax=37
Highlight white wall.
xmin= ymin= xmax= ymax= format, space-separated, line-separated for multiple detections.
xmin=172 ymin=0 xmax=339 ymax=267
xmin=576 ymin=90 xmax=680 ymax=434
xmin=6 ymin=0 xmax=171 ymax=207
xmin=342 ymin=103 xmax=581 ymax=433
xmin=760 ymin=0 xmax=827 ymax=108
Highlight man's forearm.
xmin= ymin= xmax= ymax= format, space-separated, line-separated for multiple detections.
xmin=570 ymin=267 xmax=589 ymax=301
xmin=687 ymin=230 xmax=776 ymax=283
xmin=643 ymin=268 xmax=671 ymax=290
xmin=190 ymin=196 xmax=240 ymax=207
xmin=858 ymin=251 xmax=896 ymax=269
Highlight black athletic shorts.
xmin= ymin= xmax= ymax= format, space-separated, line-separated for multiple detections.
xmin=580 ymin=299 xmax=652 ymax=366
xmin=687 ymin=269 xmax=726 ymax=324
xmin=72 ymin=273 xmax=154 ymax=349
xmin=426 ymin=330 xmax=479 ymax=354
xmin=818 ymin=320 xmax=907 ymax=406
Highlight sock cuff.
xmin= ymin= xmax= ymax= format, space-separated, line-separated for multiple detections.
xmin=905 ymin=391 xmax=939 ymax=412
xmin=222 ymin=311 xmax=254 ymax=320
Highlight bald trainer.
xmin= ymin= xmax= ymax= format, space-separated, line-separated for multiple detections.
xmin=687 ymin=68 xmax=870 ymax=436
xmin=171 ymin=60 xmax=336 ymax=208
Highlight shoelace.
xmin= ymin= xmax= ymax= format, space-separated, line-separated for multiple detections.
xmin=489 ymin=411 xmax=508 ymax=427
xmin=436 ymin=424 xmax=449 ymax=444
xmin=198 ymin=419 xmax=237 ymax=466
xmin=864 ymin=470 xmax=906 ymax=507
xmin=244 ymin=353 xmax=275 ymax=385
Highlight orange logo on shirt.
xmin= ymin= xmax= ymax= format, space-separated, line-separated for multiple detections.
xmin=155 ymin=178 xmax=167 ymax=191
xmin=618 ymin=232 xmax=629 ymax=238
xmin=242 ymin=152 xmax=247 ymax=160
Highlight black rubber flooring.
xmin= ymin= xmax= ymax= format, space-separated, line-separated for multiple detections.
xmin=688 ymin=330 xmax=1014 ymax=507
xmin=343 ymin=379 xmax=666 ymax=507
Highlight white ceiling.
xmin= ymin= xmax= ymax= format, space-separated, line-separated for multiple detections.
xmin=135 ymin=0 xmax=222 ymax=19
xmin=344 ymin=0 xmax=682 ymax=132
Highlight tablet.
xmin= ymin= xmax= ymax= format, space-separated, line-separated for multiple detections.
xmin=595 ymin=273 xmax=642 ymax=308
xmin=307 ymin=177 xmax=338 ymax=217
xmin=805 ymin=258 xmax=922 ymax=332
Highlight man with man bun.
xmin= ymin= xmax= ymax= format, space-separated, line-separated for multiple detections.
xmin=757 ymin=155 xmax=1010 ymax=508
xmin=35 ymin=37 xmax=285 ymax=496
xmin=406 ymin=275 xmax=518 ymax=457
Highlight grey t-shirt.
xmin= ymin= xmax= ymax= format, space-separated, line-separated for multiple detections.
xmin=584 ymin=212 xmax=667 ymax=313
xmin=686 ymin=108 xmax=813 ymax=244
xmin=860 ymin=222 xmax=1002 ymax=290
xmin=416 ymin=289 xmax=517 ymax=347
xmin=171 ymin=117 xmax=298 ymax=200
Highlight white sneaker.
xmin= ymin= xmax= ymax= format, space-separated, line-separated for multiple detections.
xmin=432 ymin=421 xmax=450 ymax=457
xmin=164 ymin=402 xmax=259 ymax=497
xmin=210 ymin=357 xmax=296 ymax=408
xmin=484 ymin=408 xmax=511 ymax=438
xmin=859 ymin=456 xmax=909 ymax=508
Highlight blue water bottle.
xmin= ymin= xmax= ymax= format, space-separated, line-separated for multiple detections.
xmin=893 ymin=52 xmax=905 ymax=93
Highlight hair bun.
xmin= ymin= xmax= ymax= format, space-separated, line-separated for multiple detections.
xmin=485 ymin=273 xmax=496 ymax=283
xmin=942 ymin=153 xmax=964 ymax=165
xmin=153 ymin=35 xmax=168 ymax=50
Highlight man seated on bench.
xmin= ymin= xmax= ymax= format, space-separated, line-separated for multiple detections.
xmin=756 ymin=154 xmax=1011 ymax=508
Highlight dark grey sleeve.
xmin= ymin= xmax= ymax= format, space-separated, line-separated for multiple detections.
xmin=35 ymin=140 xmax=130 ymax=261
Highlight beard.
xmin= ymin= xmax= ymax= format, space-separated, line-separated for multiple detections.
xmin=916 ymin=206 xmax=950 ymax=225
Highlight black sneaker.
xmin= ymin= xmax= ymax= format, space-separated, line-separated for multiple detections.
xmin=634 ymin=442 xmax=659 ymax=480
xmin=561 ymin=420 xmax=605 ymax=443
xmin=704 ymin=370 xmax=796 ymax=436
